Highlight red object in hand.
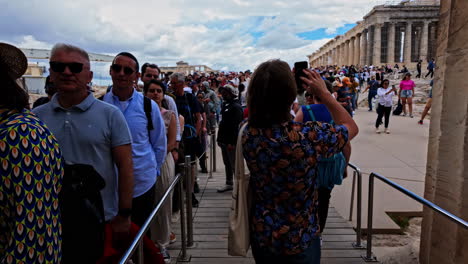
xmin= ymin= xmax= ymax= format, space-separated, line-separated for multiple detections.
xmin=97 ymin=223 xmax=164 ymax=264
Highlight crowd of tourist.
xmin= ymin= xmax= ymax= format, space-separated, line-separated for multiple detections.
xmin=0 ymin=40 xmax=434 ymax=264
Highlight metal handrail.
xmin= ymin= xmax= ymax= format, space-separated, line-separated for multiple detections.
xmin=347 ymin=162 xmax=364 ymax=249
xmin=364 ymin=172 xmax=468 ymax=262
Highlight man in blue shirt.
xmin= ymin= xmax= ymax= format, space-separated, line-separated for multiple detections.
xmin=104 ymin=52 xmax=167 ymax=230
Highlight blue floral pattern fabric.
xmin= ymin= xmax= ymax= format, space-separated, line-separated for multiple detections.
xmin=0 ymin=109 xmax=63 ymax=264
xmin=242 ymin=121 xmax=348 ymax=255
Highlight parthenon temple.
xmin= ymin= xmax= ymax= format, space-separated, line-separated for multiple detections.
xmin=308 ymin=0 xmax=440 ymax=69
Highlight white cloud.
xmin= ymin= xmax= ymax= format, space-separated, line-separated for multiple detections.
xmin=0 ymin=0 xmax=388 ymax=72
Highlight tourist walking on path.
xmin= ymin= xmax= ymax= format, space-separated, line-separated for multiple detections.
xmin=363 ymin=75 xmax=380 ymax=111
xmin=34 ymin=43 xmax=134 ymax=263
xmin=144 ymin=79 xmax=177 ymax=263
xmin=416 ymin=59 xmax=422 ymax=78
xmin=418 ymin=79 xmax=434 ymax=125
xmin=425 ymin=58 xmax=435 ymax=78
xmin=0 ymin=43 xmax=64 ymax=264
xmin=242 ymin=59 xmax=358 ymax=264
xmin=217 ymin=84 xmax=243 ymax=193
xmin=376 ymin=79 xmax=397 ymax=134
xmin=337 ymin=77 xmax=353 ymax=116
xmin=104 ymin=52 xmax=167 ymax=232
xmin=398 ymin=72 xmax=416 ymax=118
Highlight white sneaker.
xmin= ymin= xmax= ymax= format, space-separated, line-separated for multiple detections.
xmin=384 ymin=128 xmax=390 ymax=134
xmin=376 ymin=128 xmax=381 ymax=134
xmin=403 ymin=113 xmax=407 ymax=117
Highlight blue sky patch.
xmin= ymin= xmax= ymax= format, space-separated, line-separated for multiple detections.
xmin=297 ymin=23 xmax=356 ymax=40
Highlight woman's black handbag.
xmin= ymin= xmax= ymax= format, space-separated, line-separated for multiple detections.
xmin=393 ymin=100 xmax=403 ymax=115
xmin=60 ymin=163 xmax=106 ymax=263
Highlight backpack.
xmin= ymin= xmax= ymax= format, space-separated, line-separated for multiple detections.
xmin=99 ymin=93 xmax=154 ymax=132
xmin=60 ymin=163 xmax=106 ymax=262
xmin=393 ymin=99 xmax=403 ymax=116
xmin=304 ymin=105 xmax=347 ymax=189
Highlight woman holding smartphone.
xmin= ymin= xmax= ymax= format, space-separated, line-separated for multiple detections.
xmin=376 ymin=79 xmax=397 ymax=134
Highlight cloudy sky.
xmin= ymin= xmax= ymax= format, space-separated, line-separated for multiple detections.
xmin=1 ymin=0 xmax=388 ymax=79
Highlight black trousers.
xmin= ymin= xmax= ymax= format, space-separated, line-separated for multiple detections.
xmin=425 ymin=69 xmax=434 ymax=78
xmin=318 ymin=187 xmax=332 ymax=233
xmin=376 ymin=104 xmax=392 ymax=128
xmin=132 ymin=184 xmax=156 ymax=232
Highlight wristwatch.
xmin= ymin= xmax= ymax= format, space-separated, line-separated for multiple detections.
xmin=118 ymin=208 xmax=132 ymax=217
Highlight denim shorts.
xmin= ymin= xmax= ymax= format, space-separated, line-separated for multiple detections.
xmin=400 ymin=90 xmax=413 ymax=98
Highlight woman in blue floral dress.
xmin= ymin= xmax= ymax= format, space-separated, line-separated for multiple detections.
xmin=0 ymin=43 xmax=63 ymax=264
xmin=243 ymin=60 xmax=358 ymax=264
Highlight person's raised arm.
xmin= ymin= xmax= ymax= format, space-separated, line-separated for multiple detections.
xmin=301 ymin=69 xmax=358 ymax=140
xmin=294 ymin=107 xmax=304 ymax=122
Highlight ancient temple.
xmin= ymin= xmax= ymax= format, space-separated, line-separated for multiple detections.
xmin=308 ymin=0 xmax=440 ymax=69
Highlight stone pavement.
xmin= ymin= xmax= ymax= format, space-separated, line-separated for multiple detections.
xmin=169 ymin=141 xmax=371 ymax=263
xmin=331 ymin=108 xmax=430 ymax=232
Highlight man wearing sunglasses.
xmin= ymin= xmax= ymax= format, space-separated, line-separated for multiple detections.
xmin=104 ymin=53 xmax=167 ymax=232
xmin=141 ymin=63 xmax=181 ymax=146
xmin=33 ymin=43 xmax=134 ymax=262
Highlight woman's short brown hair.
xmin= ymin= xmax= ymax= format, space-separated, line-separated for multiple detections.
xmin=247 ymin=59 xmax=297 ymax=128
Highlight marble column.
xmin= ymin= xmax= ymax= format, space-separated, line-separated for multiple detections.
xmin=350 ymin=37 xmax=355 ymax=65
xmin=332 ymin=48 xmax=336 ymax=65
xmin=367 ymin=27 xmax=374 ymax=65
xmin=420 ymin=20 xmax=430 ymax=62
xmin=354 ymin=34 xmax=361 ymax=65
xmin=373 ymin=24 xmax=382 ymax=66
xmin=360 ymin=31 xmax=367 ymax=65
xmin=420 ymin=0 xmax=468 ymax=263
xmin=337 ymin=44 xmax=341 ymax=66
xmin=404 ymin=21 xmax=413 ymax=64
xmin=346 ymin=40 xmax=350 ymax=65
xmin=388 ymin=23 xmax=395 ymax=65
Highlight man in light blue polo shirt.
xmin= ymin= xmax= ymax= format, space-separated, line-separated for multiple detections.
xmin=33 ymin=43 xmax=134 ymax=263
xmin=104 ymin=52 xmax=167 ymax=230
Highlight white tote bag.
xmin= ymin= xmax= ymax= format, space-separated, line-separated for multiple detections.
xmin=228 ymin=122 xmax=252 ymax=256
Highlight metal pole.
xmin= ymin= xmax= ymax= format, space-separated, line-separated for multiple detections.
xmin=137 ymin=243 xmax=144 ymax=264
xmin=212 ymin=133 xmax=217 ymax=172
xmin=349 ymin=171 xmax=356 ymax=221
xmin=356 ymin=168 xmax=363 ymax=248
xmin=363 ymin=174 xmax=377 ymax=262
xmin=178 ymin=172 xmax=189 ymax=262
xmin=184 ymin=155 xmax=194 ymax=247
xmin=209 ymin=133 xmax=213 ymax=179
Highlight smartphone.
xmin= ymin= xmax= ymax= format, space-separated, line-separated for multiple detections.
xmin=294 ymin=61 xmax=308 ymax=90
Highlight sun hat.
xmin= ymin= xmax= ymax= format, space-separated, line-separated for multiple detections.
xmin=342 ymin=77 xmax=351 ymax=86
xmin=220 ymin=84 xmax=238 ymax=97
xmin=332 ymin=80 xmax=343 ymax=87
xmin=0 ymin=42 xmax=28 ymax=79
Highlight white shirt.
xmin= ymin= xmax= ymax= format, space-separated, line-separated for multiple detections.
xmin=377 ymin=87 xmax=395 ymax=107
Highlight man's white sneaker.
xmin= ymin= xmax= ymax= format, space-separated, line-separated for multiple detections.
xmin=376 ymin=128 xmax=381 ymax=134
xmin=384 ymin=128 xmax=390 ymax=134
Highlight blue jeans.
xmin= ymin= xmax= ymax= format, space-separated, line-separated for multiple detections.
xmin=252 ymin=237 xmax=321 ymax=264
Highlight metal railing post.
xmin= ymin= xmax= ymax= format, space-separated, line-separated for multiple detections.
xmin=137 ymin=243 xmax=144 ymax=264
xmin=209 ymin=133 xmax=213 ymax=179
xmin=184 ymin=155 xmax=194 ymax=247
xmin=355 ymin=167 xmax=364 ymax=248
xmin=349 ymin=170 xmax=356 ymax=221
xmin=178 ymin=173 xmax=190 ymax=262
xmin=363 ymin=173 xmax=377 ymax=262
xmin=212 ymin=133 xmax=217 ymax=172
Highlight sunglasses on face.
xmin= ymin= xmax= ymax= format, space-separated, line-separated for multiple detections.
xmin=145 ymin=74 xmax=159 ymax=79
xmin=50 ymin=61 xmax=84 ymax=73
xmin=111 ymin=64 xmax=135 ymax=75
xmin=305 ymin=93 xmax=313 ymax=97
xmin=148 ymin=88 xmax=163 ymax=93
